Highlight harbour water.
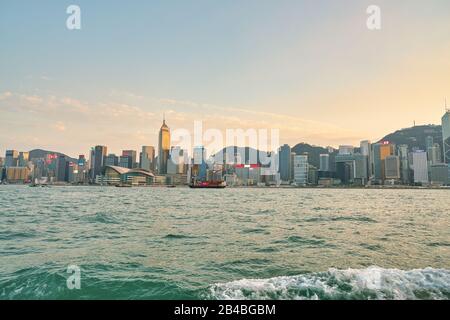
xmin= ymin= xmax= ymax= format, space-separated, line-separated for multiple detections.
xmin=0 ymin=186 xmax=449 ymax=300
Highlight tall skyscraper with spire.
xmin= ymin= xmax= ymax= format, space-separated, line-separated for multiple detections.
xmin=158 ymin=115 xmax=170 ymax=174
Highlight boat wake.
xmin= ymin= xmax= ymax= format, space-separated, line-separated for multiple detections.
xmin=208 ymin=267 xmax=450 ymax=300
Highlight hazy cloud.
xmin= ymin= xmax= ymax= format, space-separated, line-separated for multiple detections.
xmin=0 ymin=91 xmax=365 ymax=156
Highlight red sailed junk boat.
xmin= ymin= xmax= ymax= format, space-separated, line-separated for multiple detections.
xmin=189 ymin=180 xmax=226 ymax=189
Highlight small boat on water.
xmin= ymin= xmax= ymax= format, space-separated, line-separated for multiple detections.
xmin=189 ymin=181 xmax=226 ymax=189
xmin=29 ymin=183 xmax=49 ymax=187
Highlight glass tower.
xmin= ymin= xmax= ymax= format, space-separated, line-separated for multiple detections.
xmin=442 ymin=110 xmax=450 ymax=164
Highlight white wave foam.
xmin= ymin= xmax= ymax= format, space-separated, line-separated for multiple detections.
xmin=208 ymin=267 xmax=450 ymax=300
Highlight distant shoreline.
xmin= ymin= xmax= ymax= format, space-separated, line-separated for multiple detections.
xmin=2 ymin=184 xmax=449 ymax=190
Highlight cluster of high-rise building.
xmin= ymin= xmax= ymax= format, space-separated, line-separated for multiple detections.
xmin=278 ymin=139 xmax=448 ymax=187
xmin=1 ymin=110 xmax=450 ymax=187
xmin=277 ymin=110 xmax=450 ymax=187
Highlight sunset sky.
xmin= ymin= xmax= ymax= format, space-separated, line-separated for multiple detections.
xmin=1 ymin=0 xmax=450 ymax=157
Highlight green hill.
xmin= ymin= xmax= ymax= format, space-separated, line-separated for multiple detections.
xmin=28 ymin=149 xmax=77 ymax=163
xmin=378 ymin=124 xmax=442 ymax=151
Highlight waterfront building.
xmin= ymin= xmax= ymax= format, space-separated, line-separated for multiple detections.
xmin=166 ymin=174 xmax=189 ymax=186
xmin=442 ymin=109 xmax=450 ymax=163
xmin=398 ymin=144 xmax=410 ymax=184
xmin=105 ymin=154 xmax=119 ymax=167
xmin=56 ymin=155 xmax=67 ymax=182
xmin=102 ymin=165 xmax=155 ymax=186
xmin=73 ymin=155 xmax=88 ymax=184
xmin=235 ymin=164 xmax=261 ymax=186
xmin=372 ymin=141 xmax=395 ymax=183
xmin=290 ymin=152 xmax=295 ymax=182
xmin=119 ymin=156 xmax=131 ymax=169
xmin=352 ymin=154 xmax=370 ymax=186
xmin=430 ymin=164 xmax=449 ymax=185
xmin=31 ymin=158 xmax=47 ymax=181
xmin=428 ymin=143 xmax=442 ymax=165
xmin=5 ymin=150 xmax=19 ymax=167
xmin=77 ymin=155 xmax=86 ymax=166
xmin=140 ymin=146 xmax=155 ymax=172
xmin=6 ymin=167 xmax=30 ymax=183
xmin=278 ymin=144 xmax=292 ymax=182
xmin=158 ymin=117 xmax=170 ymax=174
xmin=319 ymin=154 xmax=330 ymax=172
xmin=122 ymin=150 xmax=137 ymax=168
xmin=360 ymin=140 xmax=372 ymax=178
xmin=384 ymin=155 xmax=401 ymax=181
xmin=308 ymin=165 xmax=318 ymax=185
xmin=66 ymin=161 xmax=76 ymax=183
xmin=293 ymin=155 xmax=308 ymax=185
xmin=90 ymin=145 xmax=107 ymax=182
xmin=167 ymin=146 xmax=185 ymax=175
xmin=18 ymin=152 xmax=29 ymax=167
xmin=192 ymin=146 xmax=207 ymax=181
xmin=335 ymin=153 xmax=368 ymax=185
xmin=412 ymin=150 xmax=429 ymax=184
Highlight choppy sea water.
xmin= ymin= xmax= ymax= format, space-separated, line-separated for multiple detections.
xmin=0 ymin=186 xmax=449 ymax=300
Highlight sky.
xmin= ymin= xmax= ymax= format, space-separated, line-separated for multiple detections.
xmin=1 ymin=0 xmax=450 ymax=158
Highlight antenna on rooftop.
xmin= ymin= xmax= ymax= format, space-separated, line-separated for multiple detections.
xmin=446 ymin=98 xmax=449 ymax=112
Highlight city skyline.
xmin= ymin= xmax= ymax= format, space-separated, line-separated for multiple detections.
xmin=2 ymin=0 xmax=450 ymax=157
xmin=0 ymin=112 xmax=447 ymax=160
xmin=2 ymin=109 xmax=449 ymax=187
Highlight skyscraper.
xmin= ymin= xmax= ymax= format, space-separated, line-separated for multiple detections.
xmin=430 ymin=163 xmax=449 ymax=185
xmin=428 ymin=143 xmax=442 ymax=165
xmin=75 ymin=155 xmax=88 ymax=183
xmin=384 ymin=155 xmax=400 ymax=180
xmin=18 ymin=152 xmax=29 ymax=167
xmin=278 ymin=144 xmax=291 ymax=182
xmin=140 ymin=146 xmax=155 ymax=172
xmin=121 ymin=150 xmax=137 ymax=169
xmin=158 ymin=118 xmax=170 ymax=174
xmin=56 ymin=155 xmax=67 ymax=182
xmin=5 ymin=150 xmax=19 ymax=167
xmin=90 ymin=145 xmax=107 ymax=181
xmin=119 ymin=156 xmax=131 ymax=168
xmin=442 ymin=109 xmax=450 ymax=164
xmin=192 ymin=146 xmax=207 ymax=181
xmin=319 ymin=154 xmax=330 ymax=172
xmin=293 ymin=155 xmax=308 ymax=186
xmin=360 ymin=140 xmax=372 ymax=178
xmin=412 ymin=150 xmax=429 ymax=184
xmin=372 ymin=142 xmax=395 ymax=183
xmin=335 ymin=153 xmax=368 ymax=185
xmin=105 ymin=154 xmax=119 ymax=167
xmin=398 ymin=144 xmax=410 ymax=184
xmin=167 ymin=146 xmax=185 ymax=174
